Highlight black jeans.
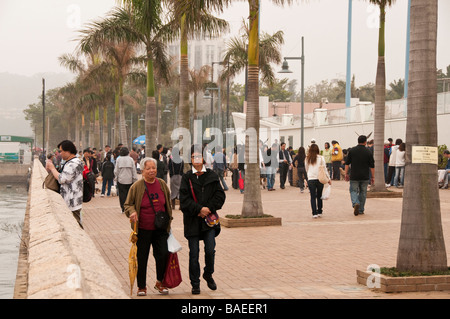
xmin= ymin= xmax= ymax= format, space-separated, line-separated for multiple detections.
xmin=332 ymin=161 xmax=341 ymax=180
xmin=187 ymin=228 xmax=216 ymax=288
xmin=297 ymin=167 xmax=308 ymax=189
xmin=279 ymin=163 xmax=289 ymax=188
xmin=136 ymin=228 xmax=169 ymax=289
xmin=117 ymin=182 xmax=132 ymax=212
xmin=307 ymin=179 xmax=324 ymax=216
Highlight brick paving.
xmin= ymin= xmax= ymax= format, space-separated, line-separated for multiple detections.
xmin=82 ymin=176 xmax=450 ymax=299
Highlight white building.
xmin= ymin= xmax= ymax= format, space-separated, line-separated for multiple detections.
xmin=232 ymin=92 xmax=450 ymax=150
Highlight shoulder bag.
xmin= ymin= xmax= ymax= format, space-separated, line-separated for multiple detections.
xmin=189 ymin=178 xmax=220 ymax=228
xmin=144 ymin=181 xmax=170 ymax=230
xmin=318 ymin=157 xmax=330 ymax=184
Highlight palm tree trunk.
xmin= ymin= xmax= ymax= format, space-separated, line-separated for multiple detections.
xmin=372 ymin=5 xmax=387 ymax=192
xmin=103 ymin=106 xmax=108 ymax=147
xmin=89 ymin=110 xmax=94 ymax=147
xmin=81 ymin=113 xmax=86 ymax=150
xmin=75 ymin=115 xmax=80 ymax=150
xmin=178 ymin=14 xmax=190 ymax=134
xmin=145 ymin=57 xmax=158 ymax=150
xmin=119 ymin=78 xmax=128 ymax=148
xmin=94 ymin=105 xmax=100 ymax=148
xmin=396 ymin=0 xmax=447 ymax=272
xmin=241 ymin=0 xmax=263 ymax=217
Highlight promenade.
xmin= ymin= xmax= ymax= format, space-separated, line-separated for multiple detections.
xmin=82 ymin=176 xmax=450 ymax=299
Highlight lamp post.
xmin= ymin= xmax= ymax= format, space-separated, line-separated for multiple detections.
xmin=211 ymin=61 xmax=224 ymax=117
xmin=42 ymin=78 xmax=45 ymax=156
xmin=204 ymin=87 xmax=222 ymax=134
xmin=278 ymin=36 xmax=305 ymax=147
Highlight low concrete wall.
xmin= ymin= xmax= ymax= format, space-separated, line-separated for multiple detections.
xmin=0 ymin=163 xmax=31 ymax=183
xmin=19 ymin=160 xmax=129 ymax=299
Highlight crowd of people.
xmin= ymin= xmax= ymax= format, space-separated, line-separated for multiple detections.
xmin=42 ymin=134 xmax=449 ymax=297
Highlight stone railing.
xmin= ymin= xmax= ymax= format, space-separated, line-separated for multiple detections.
xmin=17 ymin=159 xmax=129 ymax=299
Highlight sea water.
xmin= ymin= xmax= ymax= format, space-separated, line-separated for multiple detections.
xmin=0 ymin=184 xmax=27 ymax=299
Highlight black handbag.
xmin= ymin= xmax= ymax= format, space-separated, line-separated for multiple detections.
xmin=144 ymin=181 xmax=170 ymax=230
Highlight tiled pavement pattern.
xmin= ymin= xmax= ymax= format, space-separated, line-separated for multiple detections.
xmin=82 ymin=176 xmax=450 ymax=299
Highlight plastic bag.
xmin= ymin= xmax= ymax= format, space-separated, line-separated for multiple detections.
xmin=321 ymin=185 xmax=331 ymax=200
xmin=167 ymin=232 xmax=182 ymax=253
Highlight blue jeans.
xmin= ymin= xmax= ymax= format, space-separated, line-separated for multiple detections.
xmin=266 ymin=167 xmax=275 ymax=190
xmin=394 ymin=166 xmax=405 ymax=187
xmin=187 ymin=229 xmax=216 ymax=288
xmin=307 ymin=179 xmax=324 ymax=216
xmin=102 ymin=178 xmax=113 ymax=195
xmin=349 ymin=180 xmax=369 ymax=213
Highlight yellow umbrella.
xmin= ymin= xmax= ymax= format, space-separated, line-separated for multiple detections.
xmin=128 ymin=222 xmax=138 ymax=296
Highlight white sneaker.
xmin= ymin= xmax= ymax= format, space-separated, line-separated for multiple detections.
xmin=312 ymin=215 xmax=318 ymax=219
xmin=385 ymin=184 xmax=391 ymax=188
xmin=100 ymin=194 xmax=105 ymax=197
xmin=318 ymin=214 xmax=322 ymax=217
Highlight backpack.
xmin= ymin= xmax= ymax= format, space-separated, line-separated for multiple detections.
xmin=82 ymin=164 xmax=95 ymax=203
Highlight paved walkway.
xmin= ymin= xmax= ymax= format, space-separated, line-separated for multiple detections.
xmin=82 ymin=176 xmax=450 ymax=299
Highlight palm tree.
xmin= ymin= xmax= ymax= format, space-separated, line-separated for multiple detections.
xmin=367 ymin=0 xmax=396 ymax=192
xmin=396 ymin=0 xmax=447 ymax=272
xmin=78 ymin=4 xmax=171 ymax=150
xmin=167 ymin=0 xmax=229 ymax=136
xmin=220 ymin=20 xmax=285 ymax=88
xmin=239 ymin=0 xmax=293 ymax=217
xmin=189 ymin=65 xmax=212 ymax=120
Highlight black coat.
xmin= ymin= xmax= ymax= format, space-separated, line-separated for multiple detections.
xmin=179 ymin=168 xmax=226 ymax=238
xmin=101 ymin=161 xmax=115 ymax=180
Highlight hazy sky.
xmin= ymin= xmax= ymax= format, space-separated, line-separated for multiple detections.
xmin=1 ymin=0 xmax=449 ymax=88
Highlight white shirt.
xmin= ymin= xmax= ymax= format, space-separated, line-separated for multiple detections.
xmin=305 ymin=155 xmax=328 ymax=181
xmin=192 ymin=165 xmax=207 ymax=179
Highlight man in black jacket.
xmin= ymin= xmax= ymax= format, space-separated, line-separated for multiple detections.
xmin=179 ymin=144 xmax=226 ymax=295
xmin=344 ymin=135 xmax=375 ymax=216
xmin=278 ymin=142 xmax=292 ymax=189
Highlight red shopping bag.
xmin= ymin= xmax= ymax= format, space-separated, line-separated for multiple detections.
xmin=238 ymin=171 xmax=244 ymax=191
xmin=162 ymin=252 xmax=182 ymax=288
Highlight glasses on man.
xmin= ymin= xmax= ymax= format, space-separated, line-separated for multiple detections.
xmin=191 ymin=155 xmax=202 ymax=160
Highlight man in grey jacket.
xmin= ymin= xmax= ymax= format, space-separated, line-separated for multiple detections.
xmin=114 ymin=147 xmax=138 ymax=212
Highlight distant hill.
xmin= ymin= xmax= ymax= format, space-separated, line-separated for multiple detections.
xmin=0 ymin=72 xmax=74 ymax=137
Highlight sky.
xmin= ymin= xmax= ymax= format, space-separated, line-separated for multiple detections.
xmin=0 ymin=0 xmax=449 ymax=88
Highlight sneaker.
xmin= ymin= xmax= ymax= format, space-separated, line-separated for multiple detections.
xmin=353 ymin=203 xmax=360 ymax=216
xmin=202 ymin=273 xmax=217 ymax=290
xmin=312 ymin=215 xmax=318 ymax=219
xmin=154 ymin=281 xmax=169 ymax=295
xmin=100 ymin=194 xmax=105 ymax=197
xmin=317 ymin=214 xmax=322 ymax=217
xmin=192 ymin=286 xmax=201 ymax=295
xmin=137 ymin=288 xmax=147 ymax=296
xmin=385 ymin=184 xmax=391 ymax=188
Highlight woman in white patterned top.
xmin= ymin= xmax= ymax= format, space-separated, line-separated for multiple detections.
xmin=46 ymin=140 xmax=84 ymax=228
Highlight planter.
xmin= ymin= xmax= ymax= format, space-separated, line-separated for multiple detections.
xmin=356 ymin=269 xmax=450 ymax=293
xmin=221 ymin=216 xmax=282 ymax=228
xmin=366 ymin=190 xmax=403 ymax=198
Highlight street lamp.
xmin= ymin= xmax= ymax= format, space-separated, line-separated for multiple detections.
xmin=204 ymin=86 xmax=222 ymax=133
xmin=278 ymin=36 xmax=305 ymax=147
xmin=211 ymin=61 xmax=224 ymax=116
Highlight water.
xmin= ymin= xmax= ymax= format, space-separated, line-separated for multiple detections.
xmin=0 ymin=184 xmax=27 ymax=299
